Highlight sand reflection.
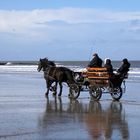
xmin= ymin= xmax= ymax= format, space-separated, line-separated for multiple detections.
xmin=40 ymin=97 xmax=129 ymax=140
xmin=85 ymin=101 xmax=129 ymax=139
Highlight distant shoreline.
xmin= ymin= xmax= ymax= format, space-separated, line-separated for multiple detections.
xmin=0 ymin=62 xmax=7 ymax=65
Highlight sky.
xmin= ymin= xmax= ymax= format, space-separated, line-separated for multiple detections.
xmin=0 ymin=0 xmax=140 ymax=61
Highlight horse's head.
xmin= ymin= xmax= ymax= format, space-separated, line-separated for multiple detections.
xmin=37 ymin=58 xmax=56 ymax=72
xmin=37 ymin=58 xmax=49 ymax=72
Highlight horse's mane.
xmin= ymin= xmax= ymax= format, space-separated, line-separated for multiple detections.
xmin=40 ymin=58 xmax=56 ymax=67
xmin=48 ymin=60 xmax=56 ymax=67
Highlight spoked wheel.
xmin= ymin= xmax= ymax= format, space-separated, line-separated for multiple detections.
xmin=110 ymin=86 xmax=122 ymax=101
xmin=69 ymin=84 xmax=81 ymax=99
xmin=89 ymin=87 xmax=102 ymax=101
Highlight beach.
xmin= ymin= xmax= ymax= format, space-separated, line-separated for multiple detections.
xmin=0 ymin=63 xmax=140 ymax=140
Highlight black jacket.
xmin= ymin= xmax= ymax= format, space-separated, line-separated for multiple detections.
xmin=117 ymin=61 xmax=130 ymax=74
xmin=88 ymin=56 xmax=102 ymax=67
xmin=104 ymin=60 xmax=113 ymax=73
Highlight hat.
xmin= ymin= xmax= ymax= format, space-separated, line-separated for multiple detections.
xmin=123 ymin=58 xmax=128 ymax=63
xmin=93 ymin=53 xmax=97 ymax=56
xmin=104 ymin=58 xmax=110 ymax=64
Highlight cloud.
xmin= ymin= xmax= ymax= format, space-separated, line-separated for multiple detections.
xmin=0 ymin=8 xmax=140 ymax=60
xmin=0 ymin=8 xmax=139 ymax=41
xmin=0 ymin=8 xmax=140 ymax=32
xmin=0 ymin=8 xmax=140 ymax=40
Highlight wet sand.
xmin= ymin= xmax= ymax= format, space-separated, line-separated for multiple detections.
xmin=0 ymin=72 xmax=140 ymax=140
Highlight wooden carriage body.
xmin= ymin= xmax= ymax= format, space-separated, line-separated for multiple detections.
xmin=85 ymin=67 xmax=111 ymax=88
xmin=70 ymin=67 xmax=127 ymax=100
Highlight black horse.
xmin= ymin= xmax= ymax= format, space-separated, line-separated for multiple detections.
xmin=37 ymin=58 xmax=78 ymax=97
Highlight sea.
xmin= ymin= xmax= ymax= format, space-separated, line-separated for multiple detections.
xmin=0 ymin=60 xmax=139 ymax=83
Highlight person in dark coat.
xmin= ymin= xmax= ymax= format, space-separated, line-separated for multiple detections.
xmin=104 ymin=59 xmax=113 ymax=73
xmin=88 ymin=53 xmax=103 ymax=67
xmin=117 ymin=58 xmax=130 ymax=77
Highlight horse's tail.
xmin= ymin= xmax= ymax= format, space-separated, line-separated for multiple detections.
xmin=72 ymin=71 xmax=77 ymax=82
xmin=67 ymin=70 xmax=77 ymax=84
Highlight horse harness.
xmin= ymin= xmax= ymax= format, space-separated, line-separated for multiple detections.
xmin=45 ymin=67 xmax=57 ymax=81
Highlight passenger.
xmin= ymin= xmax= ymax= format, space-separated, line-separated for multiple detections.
xmin=104 ymin=58 xmax=113 ymax=73
xmin=87 ymin=53 xmax=103 ymax=67
xmin=75 ymin=72 xmax=84 ymax=82
xmin=117 ymin=58 xmax=131 ymax=77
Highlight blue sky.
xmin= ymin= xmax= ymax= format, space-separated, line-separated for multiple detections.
xmin=0 ymin=0 xmax=140 ymax=11
xmin=0 ymin=0 xmax=140 ymax=61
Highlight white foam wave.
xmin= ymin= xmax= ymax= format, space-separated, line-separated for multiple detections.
xmin=0 ymin=65 xmax=38 ymax=73
xmin=0 ymin=65 xmax=140 ymax=76
xmin=129 ymin=71 xmax=140 ymax=74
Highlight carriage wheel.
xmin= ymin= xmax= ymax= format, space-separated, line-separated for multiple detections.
xmin=69 ymin=85 xmax=81 ymax=99
xmin=111 ymin=87 xmax=122 ymax=101
xmin=89 ymin=87 xmax=102 ymax=101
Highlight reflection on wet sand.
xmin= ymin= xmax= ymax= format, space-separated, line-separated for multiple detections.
xmin=85 ymin=101 xmax=129 ymax=140
xmin=39 ymin=97 xmax=129 ymax=140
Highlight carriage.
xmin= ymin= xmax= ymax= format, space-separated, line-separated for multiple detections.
xmin=38 ymin=58 xmax=128 ymax=101
xmin=69 ymin=67 xmax=128 ymax=101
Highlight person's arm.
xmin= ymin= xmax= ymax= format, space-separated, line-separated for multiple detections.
xmin=117 ymin=65 xmax=123 ymax=73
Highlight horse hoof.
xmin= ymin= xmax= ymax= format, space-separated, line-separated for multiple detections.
xmin=45 ymin=93 xmax=49 ymax=98
xmin=68 ymin=94 xmax=71 ymax=97
xmin=53 ymin=92 xmax=57 ymax=96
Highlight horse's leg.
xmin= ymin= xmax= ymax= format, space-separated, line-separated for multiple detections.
xmin=53 ymin=82 xmax=58 ymax=96
xmin=58 ymin=82 xmax=63 ymax=97
xmin=45 ymin=80 xmax=49 ymax=97
xmin=45 ymin=80 xmax=52 ymax=97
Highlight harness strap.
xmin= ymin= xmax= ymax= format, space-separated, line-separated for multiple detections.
xmin=52 ymin=68 xmax=57 ymax=78
xmin=45 ymin=68 xmax=57 ymax=81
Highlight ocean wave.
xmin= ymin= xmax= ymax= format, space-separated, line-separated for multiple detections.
xmin=0 ymin=64 xmax=140 ymax=75
xmin=0 ymin=64 xmax=140 ymax=83
xmin=0 ymin=65 xmax=38 ymax=73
